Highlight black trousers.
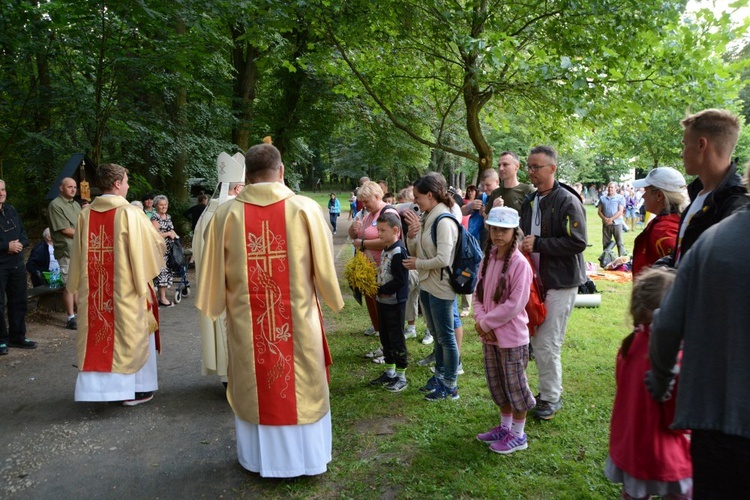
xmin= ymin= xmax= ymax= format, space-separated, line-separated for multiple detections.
xmin=692 ymin=429 xmax=750 ymax=498
xmin=0 ymin=265 xmax=28 ymax=344
xmin=377 ymin=301 xmax=407 ymax=369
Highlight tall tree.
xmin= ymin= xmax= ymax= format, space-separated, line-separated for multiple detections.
xmin=317 ymin=0 xmax=739 ymax=178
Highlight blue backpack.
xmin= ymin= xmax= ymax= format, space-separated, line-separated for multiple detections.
xmin=430 ymin=213 xmax=484 ymax=294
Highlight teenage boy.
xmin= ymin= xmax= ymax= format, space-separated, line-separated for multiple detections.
xmin=369 ymin=212 xmax=410 ymax=392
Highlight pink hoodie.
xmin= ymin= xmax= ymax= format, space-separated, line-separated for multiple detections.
xmin=473 ymin=247 xmax=532 ymax=348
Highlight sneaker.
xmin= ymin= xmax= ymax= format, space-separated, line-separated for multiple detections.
xmin=363 ymin=326 xmax=378 ymax=336
xmin=424 ymin=383 xmax=459 ymax=401
xmin=369 ymin=372 xmax=398 ymax=386
xmin=489 ymin=433 xmax=528 ymax=454
xmin=8 ymin=338 xmax=37 ymax=349
xmin=364 ymin=347 xmax=383 ymax=358
xmin=477 ymin=425 xmax=509 ymax=443
xmin=421 ymin=331 xmax=433 ymax=345
xmin=404 ymin=325 xmax=417 ymax=339
xmin=0 ymin=343 xmax=7 ymax=355
xmin=385 ymin=379 xmax=408 ymax=393
xmin=372 ymin=356 xmax=385 ymax=364
xmin=417 ymin=353 xmax=435 ymax=367
xmin=460 ymin=308 xmax=470 ymax=317
xmin=419 ymin=375 xmax=441 ymax=393
xmin=122 ymin=392 xmax=154 ymax=407
xmin=66 ymin=317 xmax=77 ymax=330
xmin=534 ymin=398 xmax=563 ymax=420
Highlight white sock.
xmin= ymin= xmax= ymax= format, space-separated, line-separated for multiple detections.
xmin=511 ymin=419 xmax=526 ymax=437
xmin=396 ymin=369 xmax=406 ymax=381
xmin=386 ymin=364 xmax=396 ymax=377
xmin=68 ymin=314 xmax=76 ymax=320
xmin=501 ymin=413 xmax=513 ymax=430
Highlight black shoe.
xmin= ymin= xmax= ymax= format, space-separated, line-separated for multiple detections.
xmin=0 ymin=343 xmax=8 ymax=355
xmin=66 ymin=317 xmax=77 ymax=330
xmin=369 ymin=372 xmax=398 ymax=386
xmin=8 ymin=338 xmax=37 ymax=349
xmin=534 ymin=398 xmax=563 ymax=420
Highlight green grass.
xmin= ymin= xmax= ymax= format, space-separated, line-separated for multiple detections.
xmin=239 ymin=201 xmax=640 ymax=498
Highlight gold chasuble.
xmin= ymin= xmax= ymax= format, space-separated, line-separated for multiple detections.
xmin=68 ymin=196 xmax=166 ymax=374
xmin=196 ymin=183 xmax=344 ymax=426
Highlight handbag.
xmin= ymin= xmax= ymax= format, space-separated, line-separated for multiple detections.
xmin=168 ymin=238 xmax=185 ymax=273
xmin=524 ymin=253 xmax=547 ymax=336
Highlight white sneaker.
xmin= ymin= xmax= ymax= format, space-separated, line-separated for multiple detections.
xmin=365 ymin=347 xmax=383 ymax=358
xmin=421 ymin=330 xmax=433 ymax=345
xmin=363 ymin=326 xmax=378 ymax=336
xmin=372 ymin=355 xmax=385 ymax=364
xmin=404 ymin=325 xmax=417 ymax=339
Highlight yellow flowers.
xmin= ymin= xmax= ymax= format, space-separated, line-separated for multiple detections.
xmin=344 ymin=250 xmax=378 ymax=298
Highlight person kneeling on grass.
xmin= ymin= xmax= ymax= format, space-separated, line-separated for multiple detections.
xmin=368 ymin=212 xmax=410 ymax=393
xmin=474 ymin=207 xmax=535 ymax=455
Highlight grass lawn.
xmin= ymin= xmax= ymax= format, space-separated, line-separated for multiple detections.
xmin=246 ymin=198 xmax=641 ymax=498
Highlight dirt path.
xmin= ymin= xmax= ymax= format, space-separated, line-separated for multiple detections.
xmin=0 ymin=217 xmax=355 ymax=498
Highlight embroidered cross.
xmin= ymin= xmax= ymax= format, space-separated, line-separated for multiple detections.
xmin=247 ymin=220 xmax=287 ymax=342
xmin=89 ymin=224 xmax=115 ymax=346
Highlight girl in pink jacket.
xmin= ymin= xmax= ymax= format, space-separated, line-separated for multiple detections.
xmin=474 ymin=207 xmax=534 ymax=455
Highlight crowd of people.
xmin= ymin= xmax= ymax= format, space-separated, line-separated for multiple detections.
xmin=1 ymin=109 xmax=748 ymax=494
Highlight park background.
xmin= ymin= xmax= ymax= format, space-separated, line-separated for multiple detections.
xmin=1 ymin=0 xmax=749 ymax=235
xmin=0 ymin=2 xmax=748 ymax=494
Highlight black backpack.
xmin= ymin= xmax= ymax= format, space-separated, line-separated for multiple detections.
xmin=430 ymin=213 xmax=483 ymax=294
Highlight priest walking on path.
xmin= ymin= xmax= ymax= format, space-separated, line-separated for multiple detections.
xmin=196 ymin=143 xmax=344 ymax=478
xmin=69 ymin=163 xmax=166 ymax=407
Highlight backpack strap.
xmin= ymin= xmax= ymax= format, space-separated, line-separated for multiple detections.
xmin=430 ymin=213 xmax=461 ymax=280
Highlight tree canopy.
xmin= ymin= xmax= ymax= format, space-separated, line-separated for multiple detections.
xmin=1 ymin=0 xmax=748 ymax=217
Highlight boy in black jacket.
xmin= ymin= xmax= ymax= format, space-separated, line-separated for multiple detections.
xmin=369 ymin=212 xmax=410 ymax=392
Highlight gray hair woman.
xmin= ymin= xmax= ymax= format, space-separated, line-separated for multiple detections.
xmin=151 ymin=195 xmax=178 ymax=306
xmin=631 ymin=167 xmax=688 ymax=276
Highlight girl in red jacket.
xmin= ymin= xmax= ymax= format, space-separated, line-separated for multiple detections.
xmin=605 ymin=267 xmax=692 ymax=499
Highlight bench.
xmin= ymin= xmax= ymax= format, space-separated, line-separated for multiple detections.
xmin=27 ymin=285 xmax=65 ymax=312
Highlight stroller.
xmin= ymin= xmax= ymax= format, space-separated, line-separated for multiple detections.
xmin=168 ymin=237 xmax=190 ymax=303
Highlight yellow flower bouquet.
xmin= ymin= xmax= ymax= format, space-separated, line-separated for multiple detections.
xmin=343 ymin=250 xmax=378 ymax=304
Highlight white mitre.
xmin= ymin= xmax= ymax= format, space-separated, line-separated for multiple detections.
xmin=216 ymin=152 xmax=246 ymax=204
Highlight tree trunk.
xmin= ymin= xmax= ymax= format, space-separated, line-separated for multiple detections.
xmin=231 ymin=25 xmax=260 ymax=151
xmin=169 ymin=16 xmax=189 ymax=203
xmin=461 ymin=0 xmax=492 ymax=177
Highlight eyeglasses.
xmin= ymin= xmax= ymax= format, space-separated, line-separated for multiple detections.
xmin=526 ymin=164 xmax=552 ymax=172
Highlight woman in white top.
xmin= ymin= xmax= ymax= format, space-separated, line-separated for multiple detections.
xmin=403 ymin=173 xmax=460 ymax=401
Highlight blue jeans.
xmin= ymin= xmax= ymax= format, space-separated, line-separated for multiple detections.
xmin=420 ymin=291 xmax=458 ymax=386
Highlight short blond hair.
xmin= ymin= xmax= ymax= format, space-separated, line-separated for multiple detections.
xmin=357 ymin=181 xmax=384 ymax=201
xmin=681 ymin=109 xmax=740 ymax=157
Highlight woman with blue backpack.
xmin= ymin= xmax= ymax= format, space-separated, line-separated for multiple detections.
xmin=403 ymin=173 xmax=463 ymax=401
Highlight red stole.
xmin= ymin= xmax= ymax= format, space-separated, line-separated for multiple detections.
xmin=244 ymin=202 xmax=298 ymax=425
xmin=83 ymin=209 xmax=117 ymax=371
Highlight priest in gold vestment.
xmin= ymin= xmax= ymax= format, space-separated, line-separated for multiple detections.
xmin=196 ymin=143 xmax=344 ymax=477
xmin=69 ymin=163 xmax=166 ymax=406
xmin=193 ymin=152 xmax=245 ymax=383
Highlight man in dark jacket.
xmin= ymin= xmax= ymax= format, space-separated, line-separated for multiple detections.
xmin=520 ymin=146 xmax=587 ymax=420
xmin=26 ymin=227 xmax=53 ymax=287
xmin=648 ymin=202 xmax=750 ymax=496
xmin=0 ymin=180 xmax=36 ymax=355
xmin=666 ymin=109 xmax=748 ymax=267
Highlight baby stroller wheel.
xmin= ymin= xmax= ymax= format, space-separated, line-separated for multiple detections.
xmin=174 ymin=290 xmax=182 ymax=304
xmin=182 ymin=286 xmax=190 ymax=297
